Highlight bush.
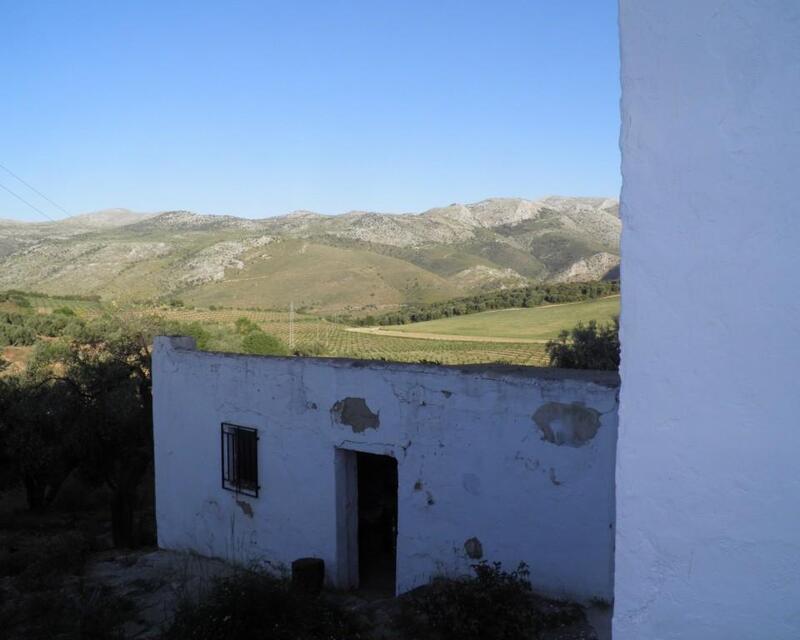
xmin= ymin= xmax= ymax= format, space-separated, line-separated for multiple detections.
xmin=0 ymin=291 xmax=32 ymax=308
xmin=293 ymin=341 xmax=327 ymax=357
xmin=0 ymin=581 xmax=134 ymax=640
xmin=234 ymin=317 xmax=260 ymax=335
xmin=403 ymin=562 xmax=540 ymax=640
xmin=0 ymin=314 xmax=37 ymax=346
xmin=241 ymin=331 xmax=288 ymax=356
xmin=52 ymin=306 xmax=76 ymax=316
xmin=3 ymin=531 xmax=92 ymax=593
xmin=0 ymin=309 xmax=85 ymax=346
xmin=546 ymin=317 xmax=620 ymax=371
xmin=179 ymin=321 xmax=212 ymax=350
xmin=165 ymin=571 xmax=362 ymax=640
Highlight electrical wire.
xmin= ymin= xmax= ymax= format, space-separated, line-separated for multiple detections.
xmin=0 ymin=179 xmax=58 ymax=222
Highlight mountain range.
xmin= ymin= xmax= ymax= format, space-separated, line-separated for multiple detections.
xmin=0 ymin=196 xmax=620 ymax=313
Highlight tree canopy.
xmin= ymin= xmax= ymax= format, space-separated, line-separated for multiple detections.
xmin=545 ymin=317 xmax=620 ymax=371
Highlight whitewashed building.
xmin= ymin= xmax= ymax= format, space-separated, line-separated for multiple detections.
xmin=615 ymin=2 xmax=800 ymax=638
xmin=153 ymin=336 xmax=619 ymax=601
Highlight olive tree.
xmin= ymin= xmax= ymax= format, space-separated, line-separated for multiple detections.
xmin=546 ymin=316 xmax=620 ymax=371
xmin=0 ymin=375 xmax=81 ymax=508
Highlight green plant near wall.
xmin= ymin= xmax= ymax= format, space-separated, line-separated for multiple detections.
xmin=241 ymin=331 xmax=288 ymax=356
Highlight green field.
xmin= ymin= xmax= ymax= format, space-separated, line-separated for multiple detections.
xmin=386 ymin=296 xmax=620 ymax=341
xmin=151 ymin=306 xmax=550 ymax=366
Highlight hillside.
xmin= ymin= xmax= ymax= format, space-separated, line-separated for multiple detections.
xmin=0 ymin=197 xmax=620 ymax=313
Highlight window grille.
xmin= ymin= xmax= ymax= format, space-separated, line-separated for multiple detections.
xmin=221 ymin=423 xmax=259 ymax=497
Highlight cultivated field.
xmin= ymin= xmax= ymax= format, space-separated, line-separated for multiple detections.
xmin=150 ymin=306 xmax=550 ymax=366
xmin=384 ymin=296 xmax=620 ymax=341
xmin=6 ymin=292 xmax=618 ymax=368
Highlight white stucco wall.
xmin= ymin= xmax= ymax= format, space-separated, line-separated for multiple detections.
xmin=153 ymin=337 xmax=619 ymax=601
xmin=616 ymin=2 xmax=800 ymax=638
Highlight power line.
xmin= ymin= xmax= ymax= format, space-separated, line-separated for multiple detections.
xmin=0 ymin=162 xmax=70 ymax=217
xmin=0 ymin=180 xmax=58 ymax=222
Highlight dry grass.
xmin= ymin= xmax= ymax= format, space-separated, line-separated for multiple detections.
xmin=1 ymin=346 xmax=32 ymax=376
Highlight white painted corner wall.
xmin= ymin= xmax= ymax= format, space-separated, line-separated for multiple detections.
xmin=617 ymin=2 xmax=800 ymax=638
xmin=152 ymin=337 xmax=619 ymax=601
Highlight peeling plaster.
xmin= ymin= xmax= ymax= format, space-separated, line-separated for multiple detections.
xmin=330 ymin=397 xmax=380 ymax=432
xmin=464 ymin=537 xmax=484 ymax=559
xmin=533 ymin=402 xmax=600 ymax=447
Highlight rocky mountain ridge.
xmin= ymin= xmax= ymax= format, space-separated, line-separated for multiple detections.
xmin=0 ymin=196 xmax=620 ymax=313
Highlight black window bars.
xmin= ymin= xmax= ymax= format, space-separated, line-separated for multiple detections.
xmin=221 ymin=423 xmax=260 ymax=497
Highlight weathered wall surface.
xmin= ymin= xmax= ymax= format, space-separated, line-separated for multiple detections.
xmin=153 ymin=337 xmax=619 ymax=601
xmin=617 ymin=2 xmax=800 ymax=638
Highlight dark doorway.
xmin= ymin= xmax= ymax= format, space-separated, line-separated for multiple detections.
xmin=357 ymin=452 xmax=398 ymax=594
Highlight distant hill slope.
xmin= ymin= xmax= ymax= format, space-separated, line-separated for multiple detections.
xmin=0 ymin=197 xmax=620 ymax=313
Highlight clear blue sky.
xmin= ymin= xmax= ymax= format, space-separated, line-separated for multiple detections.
xmin=1 ymin=0 xmax=620 ymax=221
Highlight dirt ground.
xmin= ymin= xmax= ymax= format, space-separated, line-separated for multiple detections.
xmin=87 ymin=549 xmax=609 ymax=640
xmin=0 ymin=479 xmax=609 ymax=640
xmin=85 ymin=549 xmax=235 ymax=638
xmin=1 ymin=346 xmax=31 ymax=375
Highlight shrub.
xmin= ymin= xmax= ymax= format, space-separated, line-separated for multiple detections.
xmin=293 ymin=341 xmax=327 ymax=357
xmin=74 ymin=585 xmax=136 ymax=640
xmin=180 ymin=321 xmax=212 ymax=350
xmin=402 ymin=562 xmax=540 ymax=640
xmin=0 ymin=314 xmax=37 ymax=346
xmin=241 ymin=331 xmax=288 ymax=356
xmin=234 ymin=316 xmax=260 ymax=335
xmin=0 ymin=581 xmax=134 ymax=640
xmin=7 ymin=531 xmax=92 ymax=593
xmin=546 ymin=316 xmax=620 ymax=371
xmin=0 ymin=292 xmax=32 ymax=308
xmin=52 ymin=306 xmax=76 ymax=316
xmin=165 ymin=571 xmax=362 ymax=640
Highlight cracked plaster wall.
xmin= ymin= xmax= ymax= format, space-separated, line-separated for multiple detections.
xmin=153 ymin=337 xmax=618 ymax=601
xmin=616 ymin=3 xmax=800 ymax=638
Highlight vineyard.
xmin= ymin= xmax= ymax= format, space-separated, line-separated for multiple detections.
xmin=28 ymin=296 xmax=103 ymax=315
xmin=149 ymin=306 xmax=550 ymax=366
xmin=3 ymin=292 xmax=552 ymax=366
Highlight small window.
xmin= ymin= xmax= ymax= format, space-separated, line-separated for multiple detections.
xmin=221 ymin=423 xmax=259 ymax=497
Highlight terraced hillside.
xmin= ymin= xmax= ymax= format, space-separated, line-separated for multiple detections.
xmin=0 ymin=196 xmax=620 ymax=314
